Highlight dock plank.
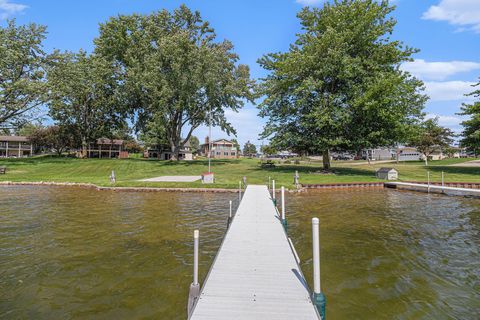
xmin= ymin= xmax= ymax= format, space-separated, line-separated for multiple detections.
xmin=190 ymin=185 xmax=319 ymax=320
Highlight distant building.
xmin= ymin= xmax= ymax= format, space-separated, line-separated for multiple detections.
xmin=146 ymin=140 xmax=193 ymax=160
xmin=276 ymin=151 xmax=299 ymax=159
xmin=0 ymin=136 xmax=34 ymax=158
xmin=362 ymin=148 xmax=394 ymax=161
xmin=199 ymin=137 xmax=238 ymax=159
xmin=397 ymin=147 xmax=422 ymax=161
xmin=87 ymin=138 xmax=128 ymax=158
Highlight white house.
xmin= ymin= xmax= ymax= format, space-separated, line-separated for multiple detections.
xmin=398 ymin=147 xmax=422 ymax=161
xmin=362 ymin=148 xmax=394 ymax=161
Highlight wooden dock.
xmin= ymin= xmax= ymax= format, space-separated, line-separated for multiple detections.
xmin=189 ymin=185 xmax=320 ymax=319
xmin=385 ymin=181 xmax=480 ymax=197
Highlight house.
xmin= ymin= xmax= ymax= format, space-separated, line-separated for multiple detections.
xmin=362 ymin=148 xmax=394 ymax=161
xmin=199 ymin=137 xmax=238 ymax=159
xmin=429 ymin=149 xmax=446 ymax=161
xmin=87 ymin=138 xmax=128 ymax=158
xmin=0 ymin=136 xmax=34 ymax=158
xmin=376 ymin=167 xmax=398 ymax=180
xmin=276 ymin=151 xmax=299 ymax=159
xmin=397 ymin=147 xmax=422 ymax=161
xmin=146 ymin=140 xmax=193 ymax=160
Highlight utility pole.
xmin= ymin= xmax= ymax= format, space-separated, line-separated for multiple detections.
xmin=208 ymin=107 xmax=212 ymax=173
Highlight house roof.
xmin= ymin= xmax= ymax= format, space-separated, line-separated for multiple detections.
xmin=201 ymin=138 xmax=234 ymax=146
xmin=96 ymin=138 xmax=124 ymax=145
xmin=0 ymin=135 xmax=29 ymax=142
xmin=377 ymin=167 xmax=398 ymax=173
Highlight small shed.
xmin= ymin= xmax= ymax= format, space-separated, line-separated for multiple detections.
xmin=376 ymin=167 xmax=398 ymax=180
xmin=202 ymin=172 xmax=215 ymax=184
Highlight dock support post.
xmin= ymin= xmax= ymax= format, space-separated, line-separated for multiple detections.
xmin=272 ymin=180 xmax=276 ymax=206
xmin=441 ymin=171 xmax=444 ymax=193
xmin=312 ymin=218 xmax=326 ymax=319
xmin=187 ymin=230 xmax=200 ymax=317
xmin=427 ymin=171 xmax=430 ymax=193
xmin=239 ymin=181 xmax=242 ymax=203
xmin=281 ymin=186 xmax=288 ymax=231
xmin=227 ymin=200 xmax=232 ymax=227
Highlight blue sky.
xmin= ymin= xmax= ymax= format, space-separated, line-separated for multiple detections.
xmin=1 ymin=0 xmax=480 ymax=147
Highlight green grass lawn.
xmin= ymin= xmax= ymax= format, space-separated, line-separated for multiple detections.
xmin=0 ymin=156 xmax=478 ymax=189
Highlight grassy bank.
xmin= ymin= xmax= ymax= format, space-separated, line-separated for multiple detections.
xmin=0 ymin=156 xmax=478 ymax=189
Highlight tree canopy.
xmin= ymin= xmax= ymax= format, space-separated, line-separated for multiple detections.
xmin=94 ymin=5 xmax=255 ymax=160
xmin=0 ymin=20 xmax=48 ymax=129
xmin=258 ymin=0 xmax=426 ymax=169
xmin=459 ymin=80 xmax=480 ymax=153
xmin=47 ymin=50 xmax=127 ymax=157
xmin=409 ymin=118 xmax=454 ymax=165
xmin=243 ymin=140 xmax=257 ymax=157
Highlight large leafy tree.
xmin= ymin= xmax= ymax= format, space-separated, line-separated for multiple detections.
xmin=243 ymin=140 xmax=257 ymax=157
xmin=409 ymin=118 xmax=454 ymax=166
xmin=0 ymin=20 xmax=49 ymax=129
xmin=29 ymin=125 xmax=78 ymax=155
xmin=94 ymin=5 xmax=255 ymax=160
xmin=47 ymin=50 xmax=126 ymax=157
xmin=258 ymin=0 xmax=426 ymax=169
xmin=459 ymin=80 xmax=480 ymax=154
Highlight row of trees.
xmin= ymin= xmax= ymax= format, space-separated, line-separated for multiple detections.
xmin=0 ymin=6 xmax=254 ymax=159
xmin=1 ymin=1 xmax=477 ymax=165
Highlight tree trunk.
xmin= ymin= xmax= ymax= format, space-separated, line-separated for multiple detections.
xmin=322 ymin=149 xmax=331 ymax=170
xmin=81 ymin=138 xmax=88 ymax=159
xmin=170 ymin=142 xmax=180 ymax=161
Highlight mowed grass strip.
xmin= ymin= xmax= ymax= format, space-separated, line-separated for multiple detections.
xmin=0 ymin=156 xmax=478 ymax=189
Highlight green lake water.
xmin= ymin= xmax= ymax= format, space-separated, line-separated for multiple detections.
xmin=1 ymin=186 xmax=479 ymax=319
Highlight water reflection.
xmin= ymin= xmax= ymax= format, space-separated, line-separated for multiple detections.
xmin=287 ymin=189 xmax=480 ymax=319
xmin=1 ymin=186 xmax=479 ymax=319
xmin=0 ymin=186 xmax=237 ymax=319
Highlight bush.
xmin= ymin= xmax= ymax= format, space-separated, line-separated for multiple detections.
xmin=284 ymin=160 xmax=291 ymax=164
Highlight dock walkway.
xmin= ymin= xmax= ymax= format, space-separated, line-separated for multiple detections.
xmin=189 ymin=185 xmax=320 ymax=319
xmin=385 ymin=181 xmax=480 ymax=197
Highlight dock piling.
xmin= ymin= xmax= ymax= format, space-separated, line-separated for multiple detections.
xmin=312 ymin=218 xmax=326 ymax=319
xmin=427 ymin=171 xmax=430 ymax=193
xmin=187 ymin=230 xmax=201 ymax=317
xmin=442 ymin=171 xmax=444 ymax=193
xmin=281 ymin=186 xmax=287 ymax=230
xmin=227 ymin=200 xmax=232 ymax=227
xmin=239 ymin=181 xmax=242 ymax=202
xmin=272 ymin=180 xmax=276 ymax=205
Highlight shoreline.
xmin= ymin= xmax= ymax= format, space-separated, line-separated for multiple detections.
xmin=0 ymin=181 xmax=239 ymax=193
xmin=2 ymin=180 xmax=480 ymax=195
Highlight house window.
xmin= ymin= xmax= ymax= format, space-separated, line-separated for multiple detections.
xmin=216 ymin=152 xmax=221 ymax=155
xmin=231 ymin=152 xmax=236 ymax=156
xmin=224 ymin=152 xmax=228 ymax=156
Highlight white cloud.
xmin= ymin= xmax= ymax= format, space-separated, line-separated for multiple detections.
xmin=424 ymin=81 xmax=476 ymax=101
xmin=423 ymin=0 xmax=480 ymax=33
xmin=295 ymin=0 xmax=324 ymax=6
xmin=402 ymin=59 xmax=480 ymax=81
xmin=0 ymin=0 xmax=27 ymax=19
xmin=193 ymin=106 xmax=265 ymax=147
xmin=426 ymin=113 xmax=462 ymax=126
